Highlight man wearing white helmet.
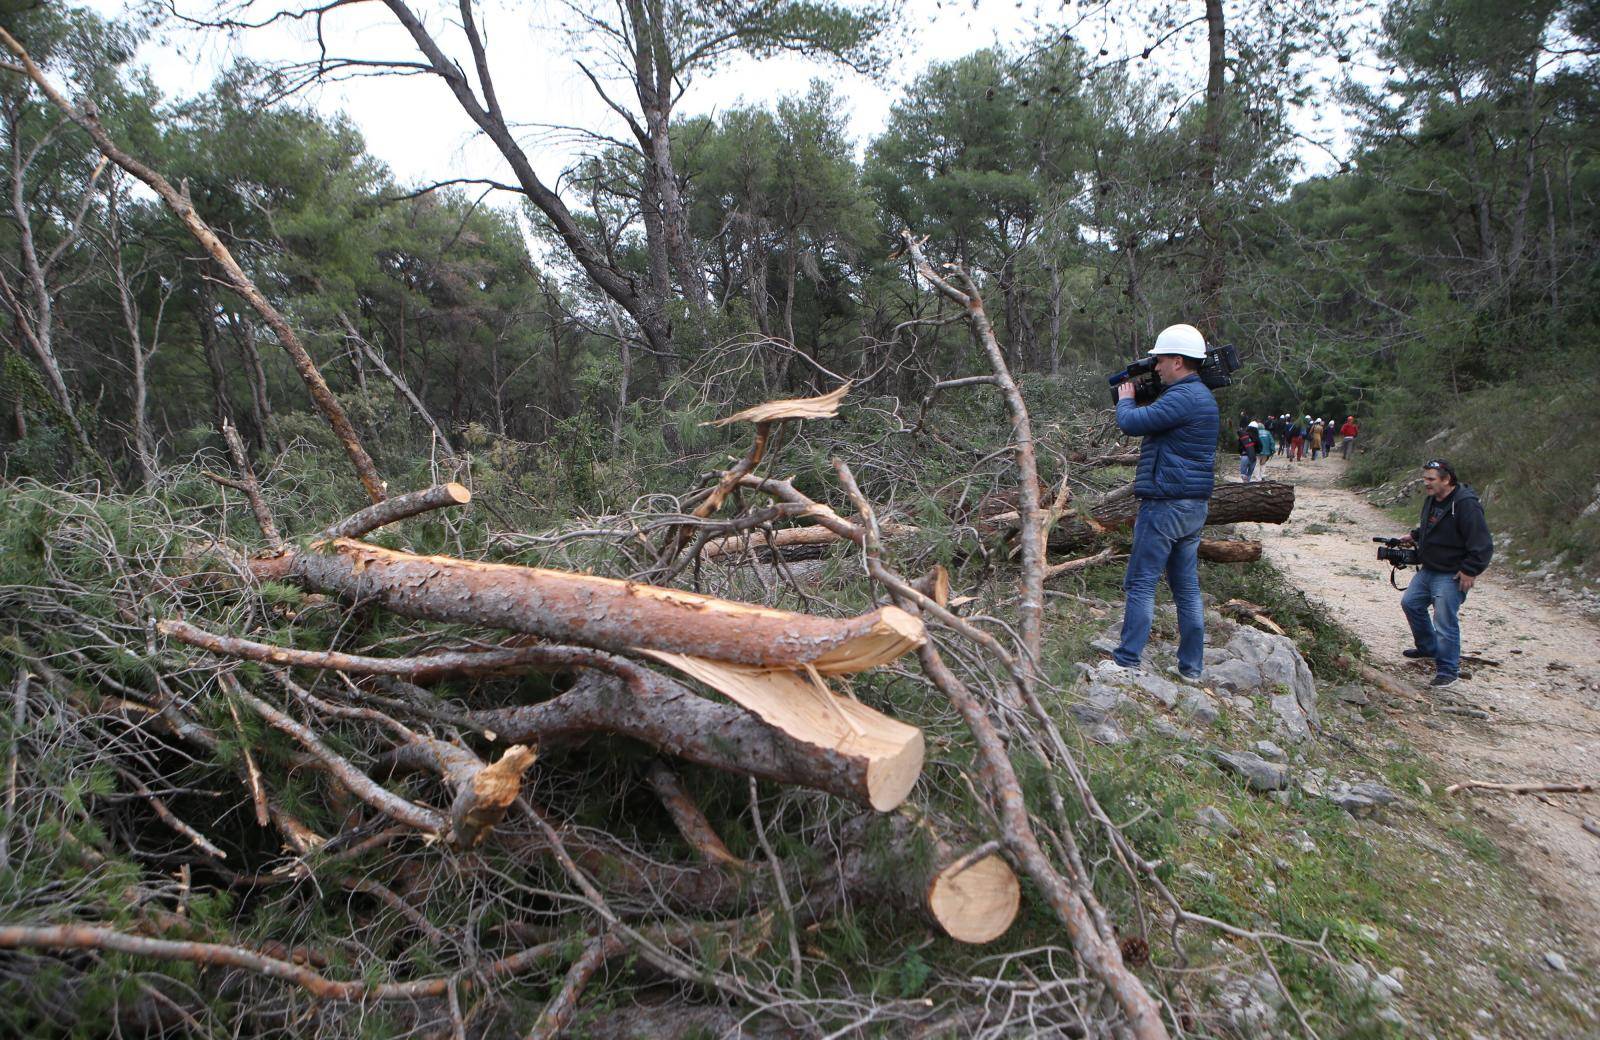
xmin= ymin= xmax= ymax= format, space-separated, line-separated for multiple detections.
xmin=1109 ymin=323 xmax=1220 ymax=680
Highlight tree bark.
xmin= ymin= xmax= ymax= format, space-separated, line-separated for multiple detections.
xmin=1196 ymin=538 xmax=1262 ymax=563
xmin=474 ymin=671 xmax=909 ymax=808
xmin=248 ymin=539 xmax=923 ymax=674
xmin=1043 ymin=480 xmax=1294 ymax=551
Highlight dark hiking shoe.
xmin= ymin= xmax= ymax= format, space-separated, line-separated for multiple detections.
xmin=1403 ymin=648 xmax=1434 ymax=660
xmin=1429 ymin=675 xmax=1460 ymax=689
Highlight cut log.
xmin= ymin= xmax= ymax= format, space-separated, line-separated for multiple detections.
xmin=249 ymin=539 xmax=923 ymax=674
xmin=641 ymin=652 xmax=923 ymax=812
xmin=1041 ymin=481 xmax=1295 ymax=551
xmin=700 ymin=521 xmax=914 ymax=561
xmin=474 ymin=670 xmax=909 ymax=809
xmin=830 ymin=814 xmax=1019 ymax=944
xmin=1197 ymin=539 xmax=1262 ymax=563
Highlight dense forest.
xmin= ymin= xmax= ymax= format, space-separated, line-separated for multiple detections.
xmin=0 ymin=0 xmax=1597 ymax=1036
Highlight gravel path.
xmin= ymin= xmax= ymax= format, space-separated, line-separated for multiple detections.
xmin=1241 ymin=454 xmax=1600 ymax=959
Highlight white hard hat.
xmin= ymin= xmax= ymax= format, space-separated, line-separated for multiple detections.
xmin=1148 ymin=323 xmax=1207 ymax=360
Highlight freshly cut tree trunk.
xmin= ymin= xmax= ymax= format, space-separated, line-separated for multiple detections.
xmin=1197 ymin=539 xmax=1263 ymax=563
xmin=250 ymin=540 xmax=923 ymax=674
xmin=1044 ymin=481 xmax=1294 ymax=551
xmin=473 ymin=671 xmax=913 ymax=809
xmin=642 ymin=652 xmax=923 ymax=812
xmin=828 ymin=814 xmax=1019 ymax=944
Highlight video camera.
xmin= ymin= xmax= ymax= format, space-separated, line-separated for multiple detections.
xmin=1107 ymin=343 xmax=1241 ymax=406
xmin=1372 ymin=537 xmax=1420 ymax=569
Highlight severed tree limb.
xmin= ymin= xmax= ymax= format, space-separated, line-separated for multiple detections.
xmin=1445 ymin=780 xmax=1595 ymax=796
xmin=647 ymin=760 xmax=744 ymax=868
xmin=1197 ymin=538 xmax=1262 ymax=563
xmin=0 ymin=28 xmax=386 ymax=504
xmin=247 ymin=539 xmax=924 ymax=674
xmin=526 ymin=931 xmax=624 ymax=1040
xmin=220 ymin=420 xmax=283 ymax=551
xmin=161 ymin=619 xmax=641 ymax=684
xmin=903 ymin=232 xmax=1047 ymax=678
xmin=232 ymin=688 xmax=446 ymax=835
xmin=313 ymin=482 xmax=470 ymax=542
xmin=381 ymin=737 xmax=538 ymax=849
xmin=1043 ymin=548 xmax=1119 ymax=581
xmin=1048 ymin=480 xmax=1294 ymax=550
xmin=473 ymin=669 xmax=904 ymax=809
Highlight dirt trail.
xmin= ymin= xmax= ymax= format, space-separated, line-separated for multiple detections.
xmin=1242 ymin=454 xmax=1600 ymax=958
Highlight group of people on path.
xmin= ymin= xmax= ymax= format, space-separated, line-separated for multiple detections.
xmin=1234 ymin=413 xmax=1358 ymax=482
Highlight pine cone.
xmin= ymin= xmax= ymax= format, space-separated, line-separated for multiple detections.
xmin=1119 ymin=935 xmax=1150 ymax=968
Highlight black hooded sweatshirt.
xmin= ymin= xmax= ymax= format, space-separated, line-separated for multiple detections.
xmin=1410 ymin=484 xmax=1494 ymax=576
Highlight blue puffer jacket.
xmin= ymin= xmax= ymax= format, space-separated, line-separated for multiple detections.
xmin=1115 ymin=374 xmax=1220 ymax=500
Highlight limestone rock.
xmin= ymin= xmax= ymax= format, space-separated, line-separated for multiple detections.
xmin=1253 ymin=740 xmax=1288 ymax=762
xmin=1216 ymin=972 xmax=1284 ymax=1038
xmin=1196 ymin=805 xmax=1237 ymax=837
xmin=1181 ymin=687 xmax=1221 ymax=726
xmin=1212 ymin=750 xmax=1291 ymax=792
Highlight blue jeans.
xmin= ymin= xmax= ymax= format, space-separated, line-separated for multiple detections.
xmin=1115 ymin=498 xmax=1208 ymax=675
xmin=1402 ymin=568 xmax=1469 ymax=679
xmin=1239 ymin=454 xmax=1254 ymax=482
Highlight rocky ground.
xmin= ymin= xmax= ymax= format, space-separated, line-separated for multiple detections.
xmin=1054 ymin=456 xmax=1600 ymax=1037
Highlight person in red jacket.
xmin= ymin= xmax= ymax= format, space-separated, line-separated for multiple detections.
xmin=1340 ymin=416 xmax=1359 ymax=459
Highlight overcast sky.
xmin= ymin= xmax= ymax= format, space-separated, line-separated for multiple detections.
xmin=88 ymin=0 xmax=1361 ymax=193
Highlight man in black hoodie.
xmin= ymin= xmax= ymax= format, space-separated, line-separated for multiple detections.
xmin=1396 ymin=459 xmax=1494 ymax=688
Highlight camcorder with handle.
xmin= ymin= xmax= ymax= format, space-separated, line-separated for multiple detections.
xmin=1106 ymin=343 xmax=1242 ymax=406
xmin=1372 ymin=536 xmax=1420 ymax=568
xmin=1372 ymin=536 xmax=1421 ymax=589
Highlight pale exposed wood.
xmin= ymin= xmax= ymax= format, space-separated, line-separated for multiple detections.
xmin=454 ymin=744 xmax=537 ymax=849
xmin=911 ymin=565 xmax=951 ymax=608
xmin=927 ymin=847 xmax=1021 ymax=944
xmin=250 ymin=540 xmax=924 ymax=674
xmin=641 ymin=652 xmax=924 ymax=812
xmin=705 ymin=382 xmax=850 ymax=426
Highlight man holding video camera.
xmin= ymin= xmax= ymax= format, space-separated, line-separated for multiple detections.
xmin=1109 ymin=323 xmax=1220 ymax=679
xmin=1396 ymin=459 xmax=1494 ymax=689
